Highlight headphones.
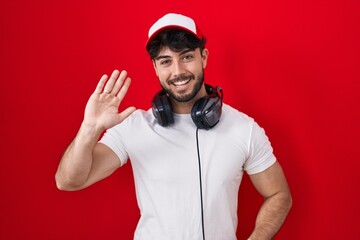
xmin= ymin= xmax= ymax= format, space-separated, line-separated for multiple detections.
xmin=152 ymin=84 xmax=223 ymax=130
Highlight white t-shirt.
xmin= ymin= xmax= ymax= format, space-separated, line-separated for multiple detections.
xmin=99 ymin=103 xmax=276 ymax=240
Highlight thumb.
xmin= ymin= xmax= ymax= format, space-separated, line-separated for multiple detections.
xmin=117 ymin=106 xmax=136 ymax=123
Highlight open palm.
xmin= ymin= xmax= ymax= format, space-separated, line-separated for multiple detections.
xmin=84 ymin=70 xmax=136 ymax=132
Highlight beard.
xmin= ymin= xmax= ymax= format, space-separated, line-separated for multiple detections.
xmin=160 ymin=71 xmax=205 ymax=103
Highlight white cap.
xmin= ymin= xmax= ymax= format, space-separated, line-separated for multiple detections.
xmin=146 ymin=13 xmax=203 ymax=47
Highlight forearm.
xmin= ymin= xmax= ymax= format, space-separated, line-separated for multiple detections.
xmin=55 ymin=122 xmax=103 ymax=190
xmin=248 ymin=192 xmax=292 ymax=240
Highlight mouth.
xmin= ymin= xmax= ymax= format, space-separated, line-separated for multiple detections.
xmin=172 ymin=79 xmax=191 ymax=86
xmin=169 ymin=75 xmax=194 ymax=87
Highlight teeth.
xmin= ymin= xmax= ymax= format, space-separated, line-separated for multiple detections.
xmin=173 ymin=79 xmax=190 ymax=86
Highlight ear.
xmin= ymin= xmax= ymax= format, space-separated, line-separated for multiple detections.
xmin=201 ymin=48 xmax=209 ymax=69
xmin=152 ymin=60 xmax=159 ymax=76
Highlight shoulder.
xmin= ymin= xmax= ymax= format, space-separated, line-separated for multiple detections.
xmin=221 ymin=103 xmax=256 ymax=126
xmin=108 ymin=108 xmax=155 ymax=134
xmin=219 ymin=103 xmax=272 ymax=143
xmin=221 ymin=103 xmax=270 ymax=137
xmin=122 ymin=108 xmax=155 ymax=124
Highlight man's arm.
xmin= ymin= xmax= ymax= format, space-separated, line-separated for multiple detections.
xmin=248 ymin=161 xmax=292 ymax=240
xmin=55 ymin=70 xmax=136 ymax=191
xmin=55 ymin=125 xmax=122 ymax=191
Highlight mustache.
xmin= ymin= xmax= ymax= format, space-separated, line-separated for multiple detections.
xmin=167 ymin=74 xmax=195 ymax=84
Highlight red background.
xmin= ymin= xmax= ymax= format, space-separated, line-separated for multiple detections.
xmin=1 ymin=0 xmax=359 ymax=239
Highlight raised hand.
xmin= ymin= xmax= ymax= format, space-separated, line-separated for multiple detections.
xmin=83 ymin=70 xmax=136 ymax=132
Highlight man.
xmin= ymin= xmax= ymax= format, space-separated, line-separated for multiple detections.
xmin=56 ymin=13 xmax=292 ymax=240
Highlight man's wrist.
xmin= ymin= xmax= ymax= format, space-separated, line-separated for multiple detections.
xmin=81 ymin=121 xmax=104 ymax=136
xmin=78 ymin=121 xmax=104 ymax=144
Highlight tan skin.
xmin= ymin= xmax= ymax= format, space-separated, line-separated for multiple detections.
xmin=55 ymin=47 xmax=292 ymax=239
xmin=152 ymin=47 xmax=209 ymax=114
xmin=55 ymin=70 xmax=135 ymax=191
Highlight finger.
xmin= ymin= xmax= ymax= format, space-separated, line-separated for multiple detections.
xmin=103 ymin=70 xmax=120 ymax=93
xmin=94 ymin=74 xmax=108 ymax=94
xmin=116 ymin=77 xmax=131 ymax=101
xmin=112 ymin=70 xmax=128 ymax=95
xmin=118 ymin=106 xmax=136 ymax=122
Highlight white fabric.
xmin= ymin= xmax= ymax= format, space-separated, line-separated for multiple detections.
xmin=99 ymin=103 xmax=276 ymax=240
xmin=148 ymin=13 xmax=197 ymax=39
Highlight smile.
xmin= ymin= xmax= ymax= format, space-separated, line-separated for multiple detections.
xmin=172 ymin=79 xmax=191 ymax=86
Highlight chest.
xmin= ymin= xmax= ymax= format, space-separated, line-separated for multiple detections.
xmin=126 ymin=125 xmax=248 ymax=186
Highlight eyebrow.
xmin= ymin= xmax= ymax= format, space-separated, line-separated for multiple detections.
xmin=155 ymin=55 xmax=170 ymax=61
xmin=179 ymin=49 xmax=194 ymax=55
xmin=155 ymin=49 xmax=194 ymax=61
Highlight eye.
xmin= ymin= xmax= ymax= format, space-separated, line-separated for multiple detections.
xmin=160 ymin=59 xmax=171 ymax=65
xmin=182 ymin=54 xmax=193 ymax=61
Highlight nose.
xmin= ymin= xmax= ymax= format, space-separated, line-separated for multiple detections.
xmin=172 ymin=60 xmax=185 ymax=78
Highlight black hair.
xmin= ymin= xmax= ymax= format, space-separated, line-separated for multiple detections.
xmin=146 ymin=29 xmax=207 ymax=59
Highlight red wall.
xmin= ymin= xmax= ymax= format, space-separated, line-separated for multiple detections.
xmin=1 ymin=0 xmax=359 ymax=239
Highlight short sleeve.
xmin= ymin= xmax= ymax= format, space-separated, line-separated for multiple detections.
xmin=244 ymin=121 xmax=276 ymax=175
xmin=99 ymin=124 xmax=129 ymax=166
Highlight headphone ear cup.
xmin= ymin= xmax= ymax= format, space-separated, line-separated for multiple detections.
xmin=191 ymin=95 xmax=222 ymax=130
xmin=152 ymin=91 xmax=174 ymax=127
xmin=191 ymin=97 xmax=205 ymax=129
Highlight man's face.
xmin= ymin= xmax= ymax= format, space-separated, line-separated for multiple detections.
xmin=153 ymin=47 xmax=209 ymax=103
